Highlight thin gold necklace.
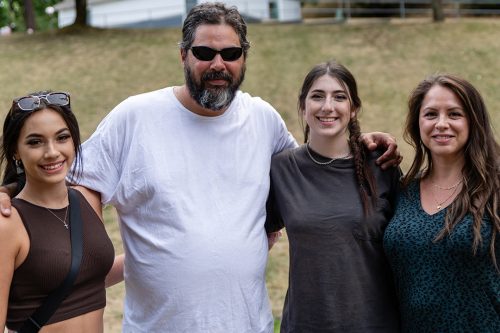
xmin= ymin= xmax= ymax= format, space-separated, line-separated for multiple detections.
xmin=431 ymin=178 xmax=463 ymax=190
xmin=305 ymin=143 xmax=351 ymax=165
xmin=46 ymin=206 xmax=69 ymax=229
xmin=430 ymin=179 xmax=462 ymax=211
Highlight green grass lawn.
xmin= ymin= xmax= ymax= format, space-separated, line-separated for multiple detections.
xmin=1 ymin=17 xmax=499 ymax=332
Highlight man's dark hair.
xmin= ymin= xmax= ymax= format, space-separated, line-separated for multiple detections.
xmin=180 ymin=2 xmax=250 ymax=58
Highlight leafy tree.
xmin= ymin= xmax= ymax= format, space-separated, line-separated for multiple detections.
xmin=0 ymin=3 xmax=8 ymax=27
xmin=0 ymin=0 xmax=18 ymax=28
xmin=0 ymin=0 xmax=61 ymax=31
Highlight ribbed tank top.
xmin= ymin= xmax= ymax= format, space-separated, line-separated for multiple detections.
xmin=6 ymin=189 xmax=115 ymax=331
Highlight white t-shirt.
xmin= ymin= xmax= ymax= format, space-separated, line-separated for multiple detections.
xmin=77 ymin=87 xmax=296 ymax=332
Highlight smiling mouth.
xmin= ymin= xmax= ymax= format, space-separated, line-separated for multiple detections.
xmin=317 ymin=117 xmax=337 ymax=122
xmin=432 ymin=135 xmax=454 ymax=139
xmin=41 ymin=161 xmax=64 ymax=171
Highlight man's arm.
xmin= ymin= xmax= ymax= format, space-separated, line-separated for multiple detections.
xmin=360 ymin=132 xmax=403 ymax=169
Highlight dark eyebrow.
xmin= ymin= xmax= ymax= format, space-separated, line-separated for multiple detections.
xmin=24 ymin=128 xmax=70 ymax=139
xmin=311 ymin=89 xmax=346 ymax=93
xmin=422 ymin=106 xmax=437 ymax=111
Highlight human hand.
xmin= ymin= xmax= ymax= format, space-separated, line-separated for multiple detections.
xmin=267 ymin=231 xmax=282 ymax=250
xmin=0 ymin=186 xmax=13 ymax=217
xmin=360 ymin=132 xmax=402 ymax=169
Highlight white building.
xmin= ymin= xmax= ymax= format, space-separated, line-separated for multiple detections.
xmin=54 ymin=0 xmax=302 ymax=29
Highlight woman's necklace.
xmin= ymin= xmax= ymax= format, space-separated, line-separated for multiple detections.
xmin=17 ymin=188 xmax=70 ymax=229
xmin=46 ymin=206 xmax=69 ymax=229
xmin=305 ymin=143 xmax=351 ymax=165
xmin=431 ymin=178 xmax=464 ymax=191
xmin=430 ymin=177 xmax=463 ymax=211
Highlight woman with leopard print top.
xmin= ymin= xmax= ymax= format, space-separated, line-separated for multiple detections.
xmin=384 ymin=74 xmax=499 ymax=332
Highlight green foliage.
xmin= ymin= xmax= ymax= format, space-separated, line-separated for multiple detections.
xmin=0 ymin=2 xmax=7 ymax=26
xmin=35 ymin=0 xmax=62 ymax=30
xmin=0 ymin=0 xmax=17 ymax=28
xmin=0 ymin=0 xmax=61 ymax=31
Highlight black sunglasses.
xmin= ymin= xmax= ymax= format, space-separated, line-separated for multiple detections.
xmin=14 ymin=92 xmax=70 ymax=111
xmin=190 ymin=46 xmax=243 ymax=62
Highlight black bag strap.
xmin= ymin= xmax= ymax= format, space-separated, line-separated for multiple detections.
xmin=19 ymin=188 xmax=84 ymax=333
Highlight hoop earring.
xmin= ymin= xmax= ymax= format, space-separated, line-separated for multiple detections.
xmin=15 ymin=159 xmax=24 ymax=175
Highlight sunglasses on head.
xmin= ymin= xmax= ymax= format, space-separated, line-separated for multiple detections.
xmin=190 ymin=46 xmax=243 ymax=62
xmin=14 ymin=92 xmax=70 ymax=111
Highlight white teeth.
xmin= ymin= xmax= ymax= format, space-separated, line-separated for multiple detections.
xmin=318 ymin=117 xmax=335 ymax=122
xmin=43 ymin=162 xmax=63 ymax=170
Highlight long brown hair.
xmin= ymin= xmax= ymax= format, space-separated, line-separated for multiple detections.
xmin=298 ymin=60 xmax=376 ymax=215
xmin=404 ymin=74 xmax=500 ymax=269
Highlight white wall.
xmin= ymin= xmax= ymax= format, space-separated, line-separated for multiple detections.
xmin=277 ymin=0 xmax=302 ymax=21
xmin=58 ymin=10 xmax=75 ymax=28
xmin=199 ymin=0 xmax=270 ymax=20
xmin=57 ymin=0 xmax=301 ymax=28
xmin=91 ymin=0 xmax=184 ymax=27
xmin=204 ymin=0 xmax=302 ymax=22
xmin=58 ymin=0 xmax=184 ymax=28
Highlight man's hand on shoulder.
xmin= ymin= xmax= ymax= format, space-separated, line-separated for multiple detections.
xmin=267 ymin=231 xmax=282 ymax=250
xmin=0 ymin=184 xmax=15 ymax=217
xmin=360 ymin=132 xmax=403 ymax=169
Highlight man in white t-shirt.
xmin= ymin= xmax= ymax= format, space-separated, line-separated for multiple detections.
xmin=0 ymin=3 xmax=400 ymax=332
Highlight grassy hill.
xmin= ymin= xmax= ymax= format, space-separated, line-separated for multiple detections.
xmin=1 ymin=17 xmax=499 ymax=332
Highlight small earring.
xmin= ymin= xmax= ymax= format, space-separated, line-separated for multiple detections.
xmin=15 ymin=159 xmax=24 ymax=175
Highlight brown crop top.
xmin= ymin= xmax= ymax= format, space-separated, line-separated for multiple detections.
xmin=6 ymin=189 xmax=115 ymax=331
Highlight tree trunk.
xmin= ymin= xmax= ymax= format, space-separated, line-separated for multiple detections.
xmin=23 ymin=0 xmax=36 ymax=32
xmin=432 ymin=0 xmax=445 ymax=22
xmin=74 ymin=0 xmax=88 ymax=26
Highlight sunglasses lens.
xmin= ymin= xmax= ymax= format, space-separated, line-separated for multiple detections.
xmin=46 ymin=93 xmax=70 ymax=106
xmin=17 ymin=97 xmax=38 ymax=111
xmin=14 ymin=92 xmax=70 ymax=113
xmin=191 ymin=46 xmax=216 ymax=61
xmin=220 ymin=47 xmax=243 ymax=61
xmin=191 ymin=46 xmax=243 ymax=62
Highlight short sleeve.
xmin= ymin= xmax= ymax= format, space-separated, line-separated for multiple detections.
xmin=69 ymin=102 xmax=129 ymax=204
xmin=271 ymin=108 xmax=297 ymax=154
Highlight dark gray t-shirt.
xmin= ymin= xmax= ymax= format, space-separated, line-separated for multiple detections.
xmin=266 ymin=145 xmax=401 ymax=332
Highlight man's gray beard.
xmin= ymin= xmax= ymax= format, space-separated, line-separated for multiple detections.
xmin=199 ymin=86 xmax=233 ymax=111
xmin=185 ymin=65 xmax=245 ymax=112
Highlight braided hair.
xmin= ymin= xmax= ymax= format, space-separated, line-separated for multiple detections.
xmin=298 ymin=61 xmax=377 ymax=215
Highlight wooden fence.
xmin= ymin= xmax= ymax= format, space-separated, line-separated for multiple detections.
xmin=302 ymin=1 xmax=500 ymax=19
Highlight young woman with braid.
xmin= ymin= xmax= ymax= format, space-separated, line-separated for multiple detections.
xmin=383 ymin=74 xmax=500 ymax=332
xmin=265 ymin=61 xmax=401 ymax=332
